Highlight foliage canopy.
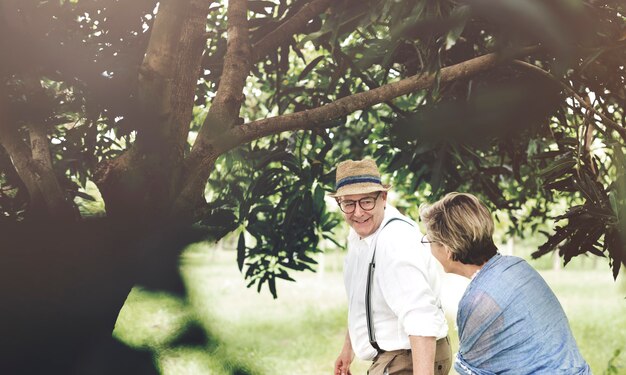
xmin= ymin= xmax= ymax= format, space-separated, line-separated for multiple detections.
xmin=0 ymin=0 xmax=625 ymax=302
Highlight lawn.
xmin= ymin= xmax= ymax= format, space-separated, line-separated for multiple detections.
xmin=114 ymin=242 xmax=626 ymax=374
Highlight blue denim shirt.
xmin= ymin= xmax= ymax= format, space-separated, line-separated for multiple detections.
xmin=455 ymin=254 xmax=591 ymax=375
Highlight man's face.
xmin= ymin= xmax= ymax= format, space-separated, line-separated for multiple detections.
xmin=338 ymin=191 xmax=387 ymax=238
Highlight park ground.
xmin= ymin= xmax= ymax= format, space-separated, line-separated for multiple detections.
xmin=115 ymin=241 xmax=626 ymax=375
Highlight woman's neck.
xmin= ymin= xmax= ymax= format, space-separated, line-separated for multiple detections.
xmin=456 ymin=263 xmax=484 ymax=279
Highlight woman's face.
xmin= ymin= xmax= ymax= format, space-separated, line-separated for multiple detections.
xmin=427 ymin=237 xmax=453 ymax=273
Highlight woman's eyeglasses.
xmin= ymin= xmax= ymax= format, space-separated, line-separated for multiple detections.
xmin=421 ymin=235 xmax=434 ymax=244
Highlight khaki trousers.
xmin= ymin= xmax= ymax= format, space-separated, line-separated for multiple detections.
xmin=367 ymin=337 xmax=452 ymax=375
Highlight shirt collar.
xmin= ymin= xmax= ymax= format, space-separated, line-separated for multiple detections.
xmin=348 ymin=205 xmax=404 ymax=246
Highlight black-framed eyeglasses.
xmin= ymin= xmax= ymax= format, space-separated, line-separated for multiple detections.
xmin=421 ymin=235 xmax=434 ymax=244
xmin=337 ymin=192 xmax=381 ymax=214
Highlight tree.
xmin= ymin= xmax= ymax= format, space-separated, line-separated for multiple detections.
xmin=0 ymin=0 xmax=624 ymax=373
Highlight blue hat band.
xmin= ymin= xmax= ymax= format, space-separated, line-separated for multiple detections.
xmin=336 ymin=175 xmax=382 ymax=190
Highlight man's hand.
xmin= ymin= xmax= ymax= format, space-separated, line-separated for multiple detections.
xmin=334 ymin=350 xmax=353 ymax=375
xmin=334 ymin=331 xmax=354 ymax=375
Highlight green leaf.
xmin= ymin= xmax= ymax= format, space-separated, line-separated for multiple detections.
xmin=531 ymin=150 xmax=565 ymax=160
xmin=202 ymin=208 xmax=238 ymax=227
xmin=538 ymin=158 xmax=576 ymax=184
xmin=313 ymin=184 xmax=326 ymax=217
xmin=322 ymin=218 xmax=340 ymax=233
xmin=275 ymin=270 xmax=295 ymax=282
xmin=256 ymin=275 xmax=267 ymax=293
xmin=281 ymin=154 xmax=302 ymax=176
xmin=74 ymin=191 xmax=95 ymax=201
xmin=237 ymin=232 xmax=246 ymax=272
xmin=250 ymin=168 xmax=282 ymax=198
xmin=268 ymin=277 xmax=277 ymax=299
xmin=284 ymin=195 xmax=304 ymax=229
xmin=445 ymin=5 xmax=470 ymax=50
xmin=298 ymin=55 xmax=326 ymax=81
xmin=297 ymin=253 xmax=318 ymax=265
xmin=579 ymin=48 xmax=606 ymax=73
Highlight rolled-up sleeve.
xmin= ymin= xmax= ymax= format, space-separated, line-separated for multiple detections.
xmin=377 ymin=225 xmax=448 ymax=338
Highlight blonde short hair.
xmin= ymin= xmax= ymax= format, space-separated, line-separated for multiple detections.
xmin=420 ymin=192 xmax=497 ymax=265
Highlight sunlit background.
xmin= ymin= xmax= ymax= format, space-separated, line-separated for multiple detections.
xmin=114 ymin=204 xmax=626 ymax=374
xmin=2 ymin=0 xmax=625 ymax=374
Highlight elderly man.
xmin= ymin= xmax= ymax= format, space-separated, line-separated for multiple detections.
xmin=331 ymin=159 xmax=451 ymax=375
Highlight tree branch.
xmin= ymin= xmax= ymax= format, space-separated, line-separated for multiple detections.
xmin=0 ymin=81 xmax=74 ymax=219
xmin=99 ymin=0 xmax=211 ymax=218
xmin=251 ymin=0 xmax=333 ymax=63
xmin=174 ymin=47 xmax=538 ymax=219
xmin=0 ymin=123 xmax=71 ymax=218
xmin=136 ymin=0 xmax=211 ymax=159
xmin=0 ymin=115 xmax=44 ymax=210
xmin=26 ymin=123 xmax=69 ymax=212
xmin=512 ymin=59 xmax=626 ymax=142
xmin=216 ymin=48 xmax=538 ymax=153
xmin=174 ymin=0 xmax=251 ymax=218
xmin=583 ymin=94 xmax=598 ymax=175
xmin=191 ymin=0 xmax=332 ymax=155
xmin=192 ymin=0 xmax=251 ymax=150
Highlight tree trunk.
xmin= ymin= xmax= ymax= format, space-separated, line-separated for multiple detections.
xmin=95 ymin=0 xmax=210 ymax=222
xmin=0 ymin=80 xmax=77 ymax=221
xmin=0 ymin=217 xmax=203 ymax=374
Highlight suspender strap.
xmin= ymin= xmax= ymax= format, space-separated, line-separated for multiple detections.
xmin=366 ymin=217 xmax=413 ymax=353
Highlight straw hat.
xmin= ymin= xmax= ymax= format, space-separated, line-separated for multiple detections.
xmin=328 ymin=159 xmax=391 ymax=197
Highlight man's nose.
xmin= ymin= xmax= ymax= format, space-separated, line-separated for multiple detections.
xmin=353 ymin=204 xmax=365 ymax=216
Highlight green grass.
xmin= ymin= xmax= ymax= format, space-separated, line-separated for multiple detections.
xmin=114 ymin=242 xmax=626 ymax=374
xmin=540 ymin=270 xmax=626 ymax=372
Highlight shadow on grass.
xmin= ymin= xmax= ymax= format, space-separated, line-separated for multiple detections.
xmin=115 ymin=287 xmax=263 ymax=375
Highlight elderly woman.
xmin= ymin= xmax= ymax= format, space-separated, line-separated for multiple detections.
xmin=420 ymin=192 xmax=591 ymax=375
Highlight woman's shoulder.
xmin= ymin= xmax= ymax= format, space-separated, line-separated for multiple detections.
xmin=463 ymin=256 xmax=533 ymax=297
xmin=481 ymin=254 xmax=530 ymax=279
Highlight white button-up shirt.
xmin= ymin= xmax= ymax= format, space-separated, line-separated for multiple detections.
xmin=344 ymin=205 xmax=448 ymax=360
